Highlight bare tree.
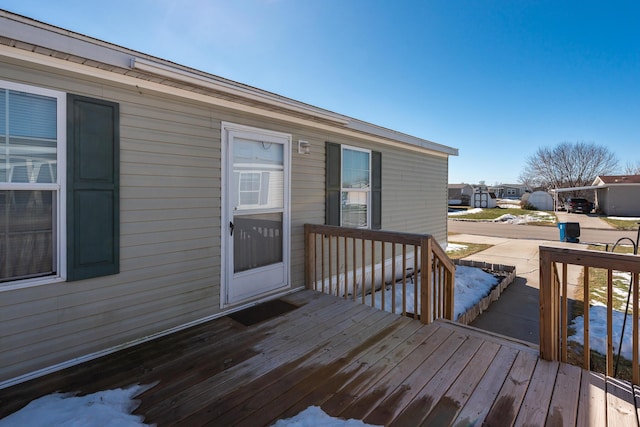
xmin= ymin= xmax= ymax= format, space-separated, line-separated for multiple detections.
xmin=623 ymin=161 xmax=640 ymax=175
xmin=519 ymin=141 xmax=618 ymax=193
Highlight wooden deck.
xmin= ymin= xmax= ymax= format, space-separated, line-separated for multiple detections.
xmin=1 ymin=289 xmax=639 ymax=426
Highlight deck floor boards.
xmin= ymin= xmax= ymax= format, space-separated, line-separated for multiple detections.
xmin=1 ymin=289 xmax=639 ymax=426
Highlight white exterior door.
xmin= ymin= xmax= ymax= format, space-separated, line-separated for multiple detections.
xmin=221 ymin=123 xmax=290 ymax=306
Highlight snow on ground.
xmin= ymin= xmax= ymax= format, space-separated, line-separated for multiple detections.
xmin=608 ymin=217 xmax=640 ymax=221
xmin=1 ymin=394 xmax=380 ymax=427
xmin=272 ymin=406 xmax=381 ymax=427
xmin=373 ymin=264 xmax=499 ymax=320
xmin=0 ymin=384 xmax=153 ymax=427
xmin=569 ymin=304 xmax=638 ymax=361
xmin=445 ymin=242 xmax=468 ymax=252
xmin=492 ymin=211 xmax=555 ymax=224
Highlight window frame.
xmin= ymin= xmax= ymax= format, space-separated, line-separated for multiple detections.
xmin=340 ymin=145 xmax=372 ymax=229
xmin=0 ymin=80 xmax=66 ymax=290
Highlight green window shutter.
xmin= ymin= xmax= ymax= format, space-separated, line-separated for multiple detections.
xmin=371 ymin=150 xmax=382 ymax=230
xmin=67 ymin=94 xmax=120 ymax=281
xmin=325 ymin=142 xmax=341 ymax=225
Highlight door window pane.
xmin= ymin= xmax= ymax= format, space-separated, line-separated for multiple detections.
xmin=233 ymin=212 xmax=283 ymax=273
xmin=233 ymin=138 xmax=283 ymax=209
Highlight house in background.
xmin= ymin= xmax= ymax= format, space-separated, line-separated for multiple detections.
xmin=489 ymin=183 xmax=530 ymax=199
xmin=592 ymin=175 xmax=640 ymax=216
xmin=0 ymin=10 xmax=458 ymax=386
xmin=447 ymin=183 xmax=474 ymax=205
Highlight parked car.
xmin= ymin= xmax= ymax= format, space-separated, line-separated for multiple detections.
xmin=564 ymin=198 xmax=593 ymax=213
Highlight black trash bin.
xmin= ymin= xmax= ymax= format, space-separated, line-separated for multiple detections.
xmin=558 ymin=222 xmax=580 ymax=243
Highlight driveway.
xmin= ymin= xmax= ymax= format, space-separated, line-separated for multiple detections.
xmin=555 ymin=211 xmax=615 ymax=229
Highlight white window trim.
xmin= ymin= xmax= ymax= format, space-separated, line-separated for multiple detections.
xmin=0 ymin=80 xmax=66 ymax=291
xmin=340 ymin=144 xmax=372 ymax=229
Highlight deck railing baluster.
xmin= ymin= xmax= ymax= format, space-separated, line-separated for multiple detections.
xmin=606 ymin=269 xmax=613 ymax=376
xmin=583 ymin=266 xmax=590 ymax=370
xmin=303 ymin=224 xmax=455 ymax=324
xmin=391 ymin=243 xmax=396 ymax=314
xmin=402 ymin=243 xmax=407 ymax=316
xmin=633 ymin=271 xmax=639 ymax=384
xmin=343 ymin=236 xmax=348 ymax=299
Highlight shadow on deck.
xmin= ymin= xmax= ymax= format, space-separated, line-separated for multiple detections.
xmin=1 ymin=289 xmax=638 ymax=426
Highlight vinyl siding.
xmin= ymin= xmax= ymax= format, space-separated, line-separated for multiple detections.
xmin=597 ymin=187 xmax=640 ymax=216
xmin=0 ymin=57 xmax=450 ymax=383
xmin=0 ymin=60 xmax=222 ymax=381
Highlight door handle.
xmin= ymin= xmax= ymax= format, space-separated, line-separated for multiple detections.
xmin=230 ymin=221 xmax=234 ymax=236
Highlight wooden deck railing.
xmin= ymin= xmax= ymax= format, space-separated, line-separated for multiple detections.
xmin=304 ymin=224 xmax=455 ymax=324
xmin=539 ymin=246 xmax=640 ymax=384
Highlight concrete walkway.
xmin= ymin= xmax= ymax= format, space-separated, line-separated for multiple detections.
xmin=450 ymin=234 xmax=581 ymax=344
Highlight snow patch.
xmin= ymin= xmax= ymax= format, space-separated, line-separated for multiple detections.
xmin=569 ymin=305 xmax=638 ymax=361
xmin=446 ymin=243 xmax=468 ymax=252
xmin=0 ymin=384 xmax=155 ymax=427
xmin=373 ymin=265 xmax=499 ymax=320
xmin=271 ymin=406 xmax=381 ymax=427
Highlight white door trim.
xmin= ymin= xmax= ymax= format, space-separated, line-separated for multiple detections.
xmin=220 ymin=122 xmax=291 ymax=308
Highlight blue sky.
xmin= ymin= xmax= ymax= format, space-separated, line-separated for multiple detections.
xmin=2 ymin=0 xmax=638 ymax=184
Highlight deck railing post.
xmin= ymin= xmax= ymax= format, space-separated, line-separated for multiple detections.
xmin=420 ymin=236 xmax=432 ymax=324
xmin=539 ymin=247 xmax=558 ymax=361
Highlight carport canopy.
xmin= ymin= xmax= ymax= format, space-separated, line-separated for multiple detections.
xmin=550 ymin=185 xmax=599 ymax=211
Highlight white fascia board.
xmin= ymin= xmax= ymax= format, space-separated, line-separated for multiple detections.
xmin=552 ymin=183 xmax=640 ymax=193
xmin=551 ymin=186 xmax=602 ymax=193
xmin=347 ymin=119 xmax=459 ymax=156
xmin=0 ymin=13 xmax=132 ymax=68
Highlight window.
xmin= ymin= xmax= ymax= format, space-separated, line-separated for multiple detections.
xmin=326 ymin=142 xmax=381 ymax=229
xmin=238 ymin=172 xmax=262 ymax=205
xmin=341 ymin=147 xmax=371 ymax=228
xmin=0 ymin=83 xmax=65 ymax=284
xmin=0 ymin=80 xmax=120 ymax=287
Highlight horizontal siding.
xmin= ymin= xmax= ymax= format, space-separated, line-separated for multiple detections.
xmin=382 ymin=147 xmax=448 ymax=240
xmin=0 ymin=60 xmax=224 ymax=382
xmin=287 ymin=131 xmax=449 ymax=286
xmin=0 ymin=56 xmax=451 ymax=383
